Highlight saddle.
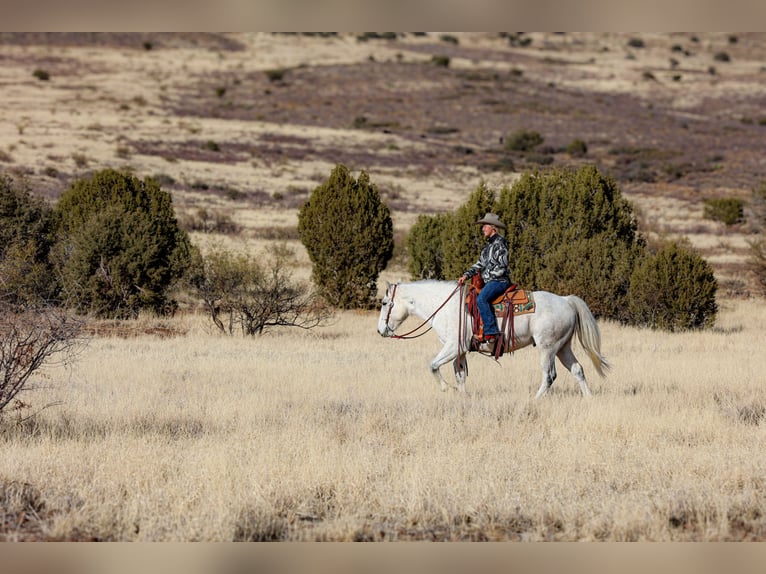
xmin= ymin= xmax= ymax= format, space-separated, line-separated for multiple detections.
xmin=464 ymin=276 xmax=535 ymax=359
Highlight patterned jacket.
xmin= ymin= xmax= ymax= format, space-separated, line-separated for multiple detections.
xmin=463 ymin=233 xmax=510 ymax=283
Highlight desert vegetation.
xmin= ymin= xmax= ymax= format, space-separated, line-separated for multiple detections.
xmin=2 ymin=33 xmax=766 ymax=541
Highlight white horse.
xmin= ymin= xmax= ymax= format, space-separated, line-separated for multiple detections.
xmin=377 ymin=280 xmax=610 ymax=398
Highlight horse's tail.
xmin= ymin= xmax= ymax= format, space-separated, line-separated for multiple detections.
xmin=567 ymin=295 xmax=611 ymax=378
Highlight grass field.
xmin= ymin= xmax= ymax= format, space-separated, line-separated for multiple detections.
xmin=2 ymin=32 xmax=766 ymax=544
xmin=2 ymin=299 xmax=764 ymax=541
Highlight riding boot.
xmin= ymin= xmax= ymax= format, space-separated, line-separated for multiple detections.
xmin=478 ymin=334 xmax=497 ymax=353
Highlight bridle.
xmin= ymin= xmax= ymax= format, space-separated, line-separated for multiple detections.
xmin=383 ymin=282 xmax=462 ymax=340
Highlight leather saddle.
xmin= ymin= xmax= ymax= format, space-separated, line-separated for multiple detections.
xmin=464 ymin=276 xmax=535 ymax=358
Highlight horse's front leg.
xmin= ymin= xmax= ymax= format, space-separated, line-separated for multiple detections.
xmin=452 ymin=353 xmax=468 ymax=393
xmin=429 ymin=343 xmax=460 ymax=392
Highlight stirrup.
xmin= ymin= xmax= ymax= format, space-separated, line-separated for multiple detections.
xmin=477 ymin=334 xmax=498 ymax=353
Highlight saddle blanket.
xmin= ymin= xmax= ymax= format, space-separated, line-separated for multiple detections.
xmin=493 ymin=289 xmax=536 ymax=316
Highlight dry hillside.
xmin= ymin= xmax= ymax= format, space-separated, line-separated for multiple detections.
xmin=2 ymin=32 xmax=765 ymax=294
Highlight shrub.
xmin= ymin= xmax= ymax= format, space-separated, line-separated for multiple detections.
xmin=525 ymin=153 xmax=554 ymax=165
xmin=404 ymin=182 xmax=496 ymax=282
xmin=441 ymin=181 xmax=497 ymax=280
xmin=747 ymin=238 xmax=766 ymax=296
xmin=713 ymin=51 xmax=731 ymax=62
xmin=505 ymin=129 xmax=544 ymax=152
xmin=537 ymin=236 xmax=643 ymax=322
xmin=52 ymin=169 xmax=194 ymax=318
xmin=265 ymin=68 xmax=287 ymax=82
xmin=566 ymin=139 xmax=588 ymax=157
xmin=32 ymin=69 xmax=50 ymax=81
xmin=405 ymin=166 xmax=643 ymax=320
xmin=406 ymin=213 xmax=450 ymax=280
xmin=431 ymin=55 xmax=450 ymax=68
xmin=404 ymin=166 xmax=719 ymax=330
xmin=748 ymin=181 xmax=766 ymax=229
xmin=0 ymin=174 xmax=57 ymax=306
xmin=746 ymin=183 xmax=766 ymax=294
xmin=627 ymin=37 xmax=645 ymax=49
xmin=628 ymin=241 xmax=718 ymax=331
xmin=180 ymin=207 xmax=239 ymax=235
xmin=298 ymin=164 xmax=393 ymax=309
xmin=495 ymin=166 xmax=642 ymax=302
xmin=186 ymin=244 xmax=331 ymax=335
xmin=703 ymin=197 xmax=744 ymax=226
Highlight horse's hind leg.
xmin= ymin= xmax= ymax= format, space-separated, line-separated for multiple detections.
xmin=556 ymin=340 xmax=592 ymax=397
xmin=535 ymin=348 xmax=557 ymax=399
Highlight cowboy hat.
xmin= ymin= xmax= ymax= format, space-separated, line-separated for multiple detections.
xmin=475 ymin=212 xmax=506 ymax=230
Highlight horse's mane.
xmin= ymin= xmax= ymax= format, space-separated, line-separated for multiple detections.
xmin=409 ymin=279 xmax=457 ymax=287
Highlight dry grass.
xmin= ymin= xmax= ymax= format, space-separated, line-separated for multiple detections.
xmin=1 ymin=300 xmax=764 ymax=541
xmin=2 ymin=33 xmax=766 ymax=543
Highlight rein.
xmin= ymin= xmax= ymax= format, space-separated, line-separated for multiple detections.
xmin=387 ymin=283 xmax=461 ymax=340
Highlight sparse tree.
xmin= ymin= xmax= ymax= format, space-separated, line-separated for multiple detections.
xmin=187 ymin=244 xmax=331 ymax=336
xmin=0 ymin=303 xmax=83 ymax=418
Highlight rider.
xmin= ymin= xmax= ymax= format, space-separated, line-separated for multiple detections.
xmin=457 ymin=213 xmax=511 ymax=345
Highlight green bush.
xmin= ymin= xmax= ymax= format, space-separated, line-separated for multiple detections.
xmin=406 ymin=213 xmax=450 ymax=280
xmin=441 ymin=181 xmax=497 ymax=280
xmin=431 ymin=55 xmax=450 ymax=68
xmin=265 ymin=68 xmax=287 ymax=82
xmin=403 ymin=166 xmax=719 ymax=330
xmin=703 ymin=197 xmax=744 ymax=225
xmin=404 ymin=182 xmax=496 ymax=282
xmin=536 ymin=236 xmax=643 ymax=323
xmin=298 ymin=164 xmax=393 ymax=309
xmin=628 ymin=241 xmax=718 ymax=331
xmin=505 ymin=129 xmax=544 ymax=152
xmin=0 ymin=174 xmax=57 ymax=305
xmin=52 ymin=169 xmax=194 ymax=318
xmin=566 ymin=139 xmax=588 ymax=157
xmin=495 ymin=166 xmax=642 ymax=298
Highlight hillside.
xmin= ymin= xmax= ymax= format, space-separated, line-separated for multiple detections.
xmin=2 ymin=32 xmax=765 ymax=295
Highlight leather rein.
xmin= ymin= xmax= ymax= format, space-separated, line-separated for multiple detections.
xmin=385 ymin=283 xmax=462 ymax=340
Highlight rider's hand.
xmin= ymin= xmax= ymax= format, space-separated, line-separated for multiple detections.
xmin=458 ymin=275 xmax=466 ymax=286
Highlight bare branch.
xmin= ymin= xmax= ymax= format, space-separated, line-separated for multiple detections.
xmin=0 ymin=303 xmax=85 ymax=415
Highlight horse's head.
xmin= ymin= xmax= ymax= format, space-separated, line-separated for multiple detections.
xmin=377 ymin=281 xmax=410 ymax=337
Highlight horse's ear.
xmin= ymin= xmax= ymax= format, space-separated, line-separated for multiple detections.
xmin=385 ymin=280 xmax=391 ymax=290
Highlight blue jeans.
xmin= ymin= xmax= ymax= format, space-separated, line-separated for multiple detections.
xmin=477 ymin=279 xmax=509 ymax=337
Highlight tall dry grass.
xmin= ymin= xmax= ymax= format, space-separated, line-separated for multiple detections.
xmin=1 ymin=300 xmax=765 ymax=541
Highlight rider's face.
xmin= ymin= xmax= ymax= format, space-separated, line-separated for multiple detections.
xmin=481 ymin=224 xmax=495 ymax=237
